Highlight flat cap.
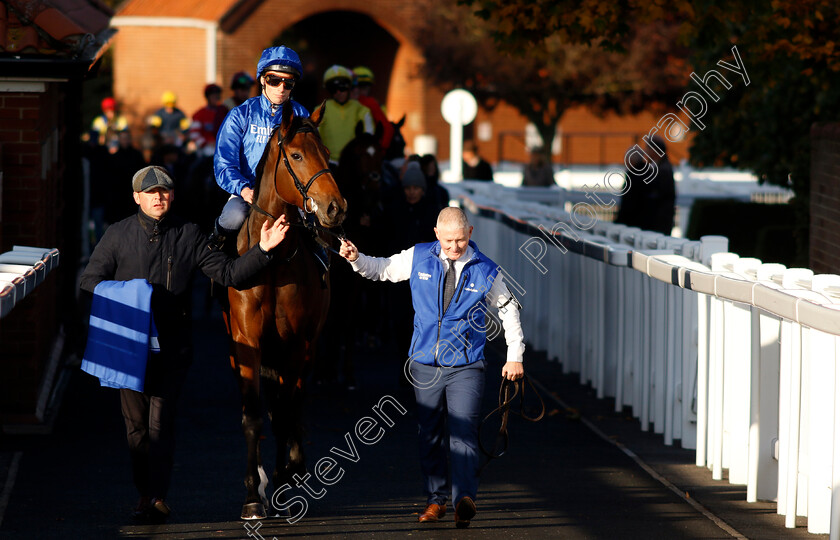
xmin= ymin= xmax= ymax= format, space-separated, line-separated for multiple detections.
xmin=132 ymin=165 xmax=174 ymax=193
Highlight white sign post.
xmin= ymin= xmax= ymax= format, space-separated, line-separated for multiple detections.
xmin=441 ymin=89 xmax=477 ymax=181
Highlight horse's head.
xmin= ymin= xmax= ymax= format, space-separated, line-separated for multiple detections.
xmin=267 ymin=101 xmax=347 ymax=228
xmin=384 ymin=114 xmax=407 ymax=162
xmin=339 ymin=121 xmax=386 ymax=197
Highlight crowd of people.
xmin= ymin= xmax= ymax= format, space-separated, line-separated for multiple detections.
xmin=81 ymin=46 xmax=531 ymax=530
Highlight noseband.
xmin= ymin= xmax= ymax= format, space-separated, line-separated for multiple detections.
xmin=246 ymin=123 xmax=344 ymax=257
xmin=274 ymin=124 xmax=331 ymax=214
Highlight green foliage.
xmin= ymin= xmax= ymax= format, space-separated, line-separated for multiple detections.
xmin=685 ymin=199 xmax=801 ymax=266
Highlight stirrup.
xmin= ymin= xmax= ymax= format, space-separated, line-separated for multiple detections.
xmin=208 ymin=219 xmax=227 ymax=251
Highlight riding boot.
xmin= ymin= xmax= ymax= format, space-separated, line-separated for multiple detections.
xmin=207 ymin=218 xmax=227 ymax=252
xmin=207 ymin=219 xmax=232 ymax=310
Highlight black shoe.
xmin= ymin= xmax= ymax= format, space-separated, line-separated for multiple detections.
xmin=208 ymin=219 xmax=227 ymax=252
xmin=132 ymin=496 xmax=151 ymax=520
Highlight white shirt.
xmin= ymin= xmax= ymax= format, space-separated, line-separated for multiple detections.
xmin=350 ymin=245 xmax=525 ymax=363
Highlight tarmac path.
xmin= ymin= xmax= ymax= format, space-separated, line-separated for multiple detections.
xmin=0 ymin=278 xmax=821 ymax=539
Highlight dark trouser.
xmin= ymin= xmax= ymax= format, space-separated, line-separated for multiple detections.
xmin=409 ymin=359 xmax=485 ymax=508
xmin=119 ymin=359 xmax=189 ymax=500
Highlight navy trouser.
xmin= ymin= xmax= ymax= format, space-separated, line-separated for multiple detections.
xmin=218 ymin=194 xmax=249 ymax=232
xmin=409 ymin=359 xmax=485 ymax=508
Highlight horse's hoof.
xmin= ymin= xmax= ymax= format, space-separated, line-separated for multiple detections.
xmin=241 ymin=502 xmax=267 ymax=520
xmin=270 ymin=506 xmax=291 ymax=519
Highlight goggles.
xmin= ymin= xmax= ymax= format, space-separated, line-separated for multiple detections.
xmin=327 ymin=81 xmax=351 ymax=92
xmin=265 ymin=75 xmax=296 ymax=89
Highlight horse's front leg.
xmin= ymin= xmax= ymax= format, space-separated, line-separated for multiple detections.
xmin=266 ymin=339 xmax=310 ymax=516
xmin=230 ymin=292 xmax=270 ymax=520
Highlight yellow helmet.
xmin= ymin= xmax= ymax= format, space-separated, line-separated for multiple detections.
xmin=353 ymin=66 xmax=374 ymax=85
xmin=161 ymin=91 xmax=177 ymax=106
xmin=323 ymin=65 xmax=353 ymax=86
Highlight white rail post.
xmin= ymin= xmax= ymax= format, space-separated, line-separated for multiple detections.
xmin=805 ymin=275 xmax=840 ymax=534
xmin=748 ymin=263 xmax=786 ymax=503
xmin=697 ymin=236 xmax=729 ymax=470
xmin=779 ymin=268 xmax=814 ymax=528
xmin=696 ymin=290 xmax=710 ymax=467
xmin=709 ymin=253 xmax=739 ymax=480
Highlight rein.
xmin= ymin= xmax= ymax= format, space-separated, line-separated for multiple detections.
xmin=247 ymin=123 xmax=344 ymax=256
xmin=477 ymin=375 xmax=546 ymax=475
xmin=246 ymin=200 xmax=345 ymax=256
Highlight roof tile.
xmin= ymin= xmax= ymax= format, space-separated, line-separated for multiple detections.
xmin=34 ymin=8 xmax=86 ymax=41
xmin=0 ymin=0 xmax=113 ymax=57
xmin=117 ymin=0 xmax=239 ymax=22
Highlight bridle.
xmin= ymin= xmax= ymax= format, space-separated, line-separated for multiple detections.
xmin=248 ymin=123 xmax=344 ymax=255
xmin=274 ymin=124 xmax=331 ymax=215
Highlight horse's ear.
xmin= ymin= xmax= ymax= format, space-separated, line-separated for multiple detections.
xmin=310 ymin=101 xmax=327 ymax=127
xmin=396 ymin=114 xmax=406 ymax=128
xmin=355 ymin=120 xmax=364 ymax=138
xmin=280 ymin=100 xmax=294 ymax=134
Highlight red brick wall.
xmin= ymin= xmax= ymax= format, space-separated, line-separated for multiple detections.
xmin=810 ymin=123 xmax=840 ymax=274
xmin=0 ymin=85 xmax=63 ymax=424
xmin=112 ymin=2 xmax=682 ymax=167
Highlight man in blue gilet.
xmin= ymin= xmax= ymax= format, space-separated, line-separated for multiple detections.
xmin=338 ymin=207 xmax=525 ymax=528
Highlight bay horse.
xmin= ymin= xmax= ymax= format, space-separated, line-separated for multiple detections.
xmin=318 ymin=122 xmax=386 ymax=387
xmin=225 ymin=100 xmax=346 ymax=520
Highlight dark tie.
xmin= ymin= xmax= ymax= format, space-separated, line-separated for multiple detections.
xmin=442 ymin=261 xmax=457 ymax=312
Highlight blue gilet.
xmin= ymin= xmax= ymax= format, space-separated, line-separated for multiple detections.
xmin=408 ymin=241 xmax=500 ymax=367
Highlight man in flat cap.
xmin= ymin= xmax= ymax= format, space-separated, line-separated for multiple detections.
xmin=80 ymin=165 xmax=289 ymax=523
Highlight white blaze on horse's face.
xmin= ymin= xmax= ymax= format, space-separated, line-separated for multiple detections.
xmin=366 ymin=146 xmax=375 ymax=157
xmin=435 ymin=224 xmax=474 ymax=261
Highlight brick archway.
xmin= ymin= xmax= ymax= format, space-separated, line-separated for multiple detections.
xmin=114 ymin=0 xmax=447 ymax=158
xmin=217 ymin=1 xmax=442 ymax=153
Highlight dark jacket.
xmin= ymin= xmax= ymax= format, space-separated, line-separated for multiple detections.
xmin=462 ymin=159 xmax=493 ymax=181
xmin=80 ymin=210 xmax=271 ymax=357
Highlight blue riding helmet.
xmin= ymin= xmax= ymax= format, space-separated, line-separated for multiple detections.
xmin=256 ymin=46 xmax=303 ymax=80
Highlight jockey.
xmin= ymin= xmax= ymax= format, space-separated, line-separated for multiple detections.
xmin=147 ymin=91 xmax=189 ymax=147
xmin=317 ymin=64 xmax=374 ymax=164
xmin=210 ymin=46 xmax=310 ymax=250
xmin=224 ymin=71 xmax=255 ymax=110
xmin=352 ymin=66 xmax=394 ymax=151
xmin=92 ymin=96 xmax=129 ymax=152
xmin=189 ymin=84 xmax=228 ymax=157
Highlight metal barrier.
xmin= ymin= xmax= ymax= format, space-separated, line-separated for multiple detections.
xmin=0 ymin=246 xmax=60 ymax=318
xmin=449 ymin=183 xmax=840 ymax=537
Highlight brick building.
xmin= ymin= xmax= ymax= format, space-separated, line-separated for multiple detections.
xmin=111 ymin=0 xmax=689 ymax=167
xmin=810 ymin=123 xmax=840 ymax=274
xmin=0 ymin=0 xmax=115 ymax=426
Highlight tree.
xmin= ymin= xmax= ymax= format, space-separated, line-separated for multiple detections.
xmin=414 ymin=0 xmax=689 ymax=162
xmin=460 ymin=0 xmax=840 ymax=262
xmin=462 ymin=0 xmax=694 ymax=53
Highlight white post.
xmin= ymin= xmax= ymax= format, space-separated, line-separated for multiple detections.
xmin=441 ymin=89 xmax=477 ymax=182
xmin=450 ymin=122 xmax=463 ymax=181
